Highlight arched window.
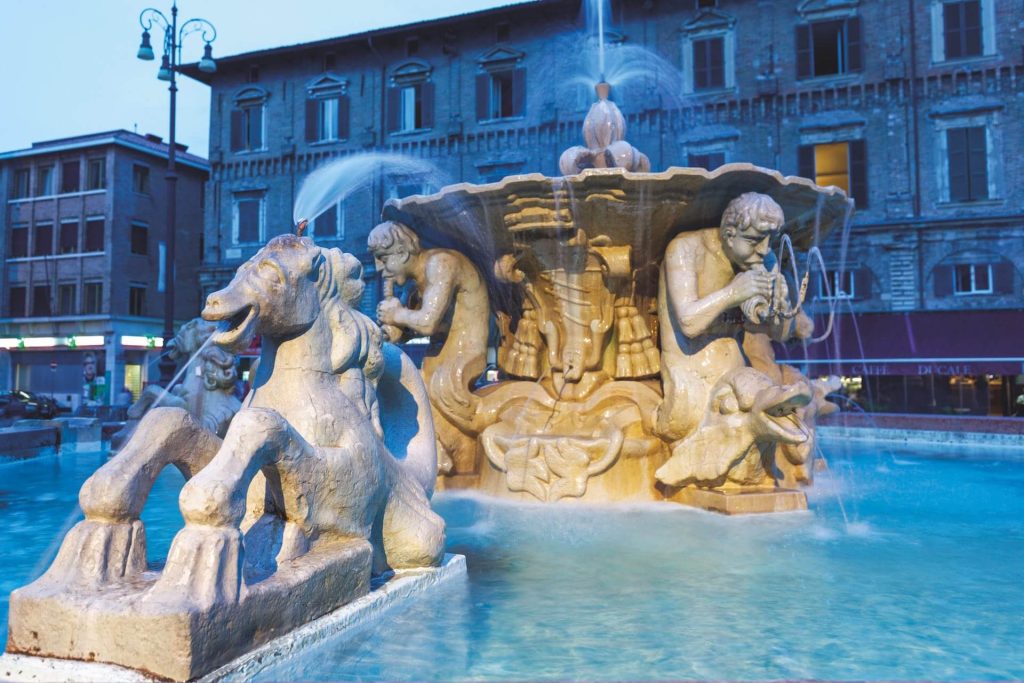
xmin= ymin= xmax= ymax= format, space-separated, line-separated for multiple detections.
xmin=230 ymin=86 xmax=269 ymax=153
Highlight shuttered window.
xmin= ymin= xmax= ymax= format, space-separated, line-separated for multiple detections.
xmin=796 ymin=17 xmax=862 ymax=79
xmin=692 ymin=37 xmax=725 ymax=90
xmin=305 ymin=94 xmax=350 ymax=143
xmin=946 ymin=126 xmax=987 ymax=202
xmin=387 ymin=82 xmax=434 ymax=133
xmin=230 ymin=105 xmax=264 ymax=152
xmin=943 ymin=1 xmax=982 ymax=60
xmin=476 ymin=68 xmax=526 ymax=121
xmin=797 ymin=140 xmax=869 ymax=208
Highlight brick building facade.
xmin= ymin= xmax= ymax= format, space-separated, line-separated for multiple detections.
xmin=185 ymin=0 xmax=1024 ymax=415
xmin=0 ymin=131 xmax=208 ymax=408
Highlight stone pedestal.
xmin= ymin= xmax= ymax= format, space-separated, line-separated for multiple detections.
xmin=671 ymin=486 xmax=807 ymax=515
xmin=6 ymin=539 xmax=373 ymax=682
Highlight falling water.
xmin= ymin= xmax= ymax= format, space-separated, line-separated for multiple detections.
xmin=292 ymin=153 xmax=450 ymax=227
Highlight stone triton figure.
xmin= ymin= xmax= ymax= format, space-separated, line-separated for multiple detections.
xmin=369 ymin=220 xmax=489 ymax=476
xmin=654 ymin=192 xmax=814 ymax=489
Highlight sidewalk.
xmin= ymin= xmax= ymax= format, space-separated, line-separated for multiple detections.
xmin=819 ymin=412 xmax=1024 ymax=449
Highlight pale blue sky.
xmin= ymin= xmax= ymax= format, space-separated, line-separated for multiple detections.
xmin=0 ymin=0 xmax=534 ymax=158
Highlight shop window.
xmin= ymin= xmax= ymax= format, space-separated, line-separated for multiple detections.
xmin=59 ymin=221 xmax=78 ymax=254
xmin=943 ymin=1 xmax=982 ymax=60
xmin=83 ymin=282 xmax=103 ymax=314
xmin=798 ymin=140 xmax=868 ymax=208
xmin=57 ymin=284 xmax=76 ymax=316
xmin=33 ymin=223 xmax=54 ymax=257
xmin=796 ymin=17 xmax=862 ymax=79
xmin=86 ymin=158 xmax=106 ymax=190
xmin=84 ymin=218 xmax=105 ymax=252
xmin=131 ymin=223 xmax=149 ymax=255
xmin=61 ymin=161 xmax=80 ymax=193
xmin=387 ymin=61 xmax=434 ymax=134
xmin=9 ymin=224 xmax=28 ymax=258
xmin=32 ymin=286 xmax=51 ymax=317
xmin=132 ymin=164 xmax=150 ymax=194
xmin=688 ymin=152 xmax=726 ymax=170
xmin=12 ymin=168 xmax=30 ymax=198
xmin=36 ymin=166 xmax=54 ymax=196
xmin=946 ymin=126 xmax=987 ymax=202
xmin=230 ymin=87 xmax=268 ymax=153
xmin=953 ymin=263 xmax=992 ymax=295
xmin=8 ymin=286 xmax=26 ymax=317
xmin=129 ymin=285 xmax=146 ymax=316
xmin=234 ymin=193 xmax=264 ymax=244
xmin=305 ymin=75 xmax=350 ymax=143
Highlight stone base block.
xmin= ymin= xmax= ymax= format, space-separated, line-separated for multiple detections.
xmin=671 ymin=486 xmax=807 ymax=515
xmin=2 ymin=554 xmax=467 ymax=683
xmin=6 ymin=539 xmax=373 ymax=682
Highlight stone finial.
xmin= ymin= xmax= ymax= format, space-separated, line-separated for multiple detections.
xmin=559 ymin=82 xmax=651 ymax=175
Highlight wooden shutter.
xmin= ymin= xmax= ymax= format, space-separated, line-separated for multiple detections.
xmin=943 ymin=2 xmax=962 ymax=59
xmin=853 ymin=267 xmax=872 ymax=300
xmin=709 ymin=38 xmax=725 ymax=88
xmin=796 ymin=24 xmax=812 ymax=79
xmin=846 ymin=16 xmax=862 ymax=72
xmin=694 ymin=39 xmax=708 ymax=90
xmin=476 ymin=73 xmax=490 ymax=121
xmin=798 ymin=145 xmax=815 ymax=180
xmin=933 ymin=265 xmax=953 ymax=297
xmin=249 ymin=106 xmax=264 ymax=150
xmin=963 ymin=0 xmax=982 ymax=56
xmin=992 ymin=261 xmax=1014 ymax=294
xmin=512 ymin=67 xmax=526 ymax=117
xmin=337 ymin=94 xmax=350 ymax=140
xmin=230 ymin=109 xmax=244 ymax=151
xmin=967 ymin=126 xmax=987 ymax=200
xmin=849 ymin=139 xmax=868 ymax=208
xmin=947 ymin=128 xmax=969 ymax=202
xmin=420 ymin=82 xmax=435 ymax=129
xmin=305 ymin=98 xmax=318 ymax=142
xmin=386 ymin=87 xmax=401 ymax=132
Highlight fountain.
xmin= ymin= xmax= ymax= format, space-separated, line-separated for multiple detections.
xmin=376 ymin=82 xmax=849 ymax=513
xmin=2 ymin=18 xmax=852 ymax=683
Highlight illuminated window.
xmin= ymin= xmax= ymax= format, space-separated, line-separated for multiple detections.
xmin=798 ymin=140 xmax=868 ymax=207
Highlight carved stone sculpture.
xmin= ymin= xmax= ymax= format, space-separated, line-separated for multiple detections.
xmin=654 ymin=192 xmax=816 ymax=493
xmin=110 ymin=317 xmax=241 ymax=449
xmin=368 ymin=220 xmax=488 ymax=476
xmin=559 ymin=82 xmax=650 ymax=175
xmin=6 ymin=234 xmax=445 ymax=681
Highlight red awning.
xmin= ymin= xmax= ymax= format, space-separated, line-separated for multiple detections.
xmin=774 ymin=309 xmax=1024 ymax=376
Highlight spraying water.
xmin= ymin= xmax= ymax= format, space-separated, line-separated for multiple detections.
xmin=292 ymin=153 xmax=450 ymax=228
xmin=149 ymin=334 xmax=216 ymax=410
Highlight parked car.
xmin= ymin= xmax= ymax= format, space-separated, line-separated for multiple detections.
xmin=0 ymin=390 xmax=58 ymax=419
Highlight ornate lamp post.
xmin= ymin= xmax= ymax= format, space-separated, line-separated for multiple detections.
xmin=136 ymin=2 xmax=217 ymax=386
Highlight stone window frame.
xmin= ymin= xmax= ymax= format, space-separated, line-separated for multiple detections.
xmin=680 ymin=8 xmax=736 ymax=95
xmin=930 ymin=106 xmax=1003 ymax=206
xmin=930 ymin=248 xmax=1014 ymax=299
xmin=231 ymin=86 xmax=270 ymax=154
xmin=797 ymin=118 xmax=869 ymax=209
xmin=475 ymin=46 xmax=527 ymax=123
xmin=929 ymin=0 xmax=996 ymax=65
xmin=387 ymin=60 xmax=434 ymax=135
xmin=305 ymin=74 xmax=351 ymax=145
xmin=794 ymin=0 xmax=863 ymax=83
xmin=231 ymin=190 xmax=266 ymax=246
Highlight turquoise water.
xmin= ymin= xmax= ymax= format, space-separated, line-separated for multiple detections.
xmin=2 ymin=440 xmax=1022 ymax=680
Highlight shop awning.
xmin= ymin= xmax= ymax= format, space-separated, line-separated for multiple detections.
xmin=774 ymin=309 xmax=1024 ymax=376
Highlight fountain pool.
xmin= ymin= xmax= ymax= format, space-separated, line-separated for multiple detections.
xmin=2 ymin=440 xmax=1021 ymax=681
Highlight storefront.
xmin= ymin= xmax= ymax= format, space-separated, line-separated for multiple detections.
xmin=0 ymin=334 xmax=164 ymax=411
xmin=776 ymin=310 xmax=1024 ymax=416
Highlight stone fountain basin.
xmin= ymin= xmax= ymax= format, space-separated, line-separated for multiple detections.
xmin=383 ymin=163 xmax=853 ymax=259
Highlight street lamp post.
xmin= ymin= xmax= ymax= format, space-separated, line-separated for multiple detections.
xmin=136 ymin=1 xmax=217 ymax=386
